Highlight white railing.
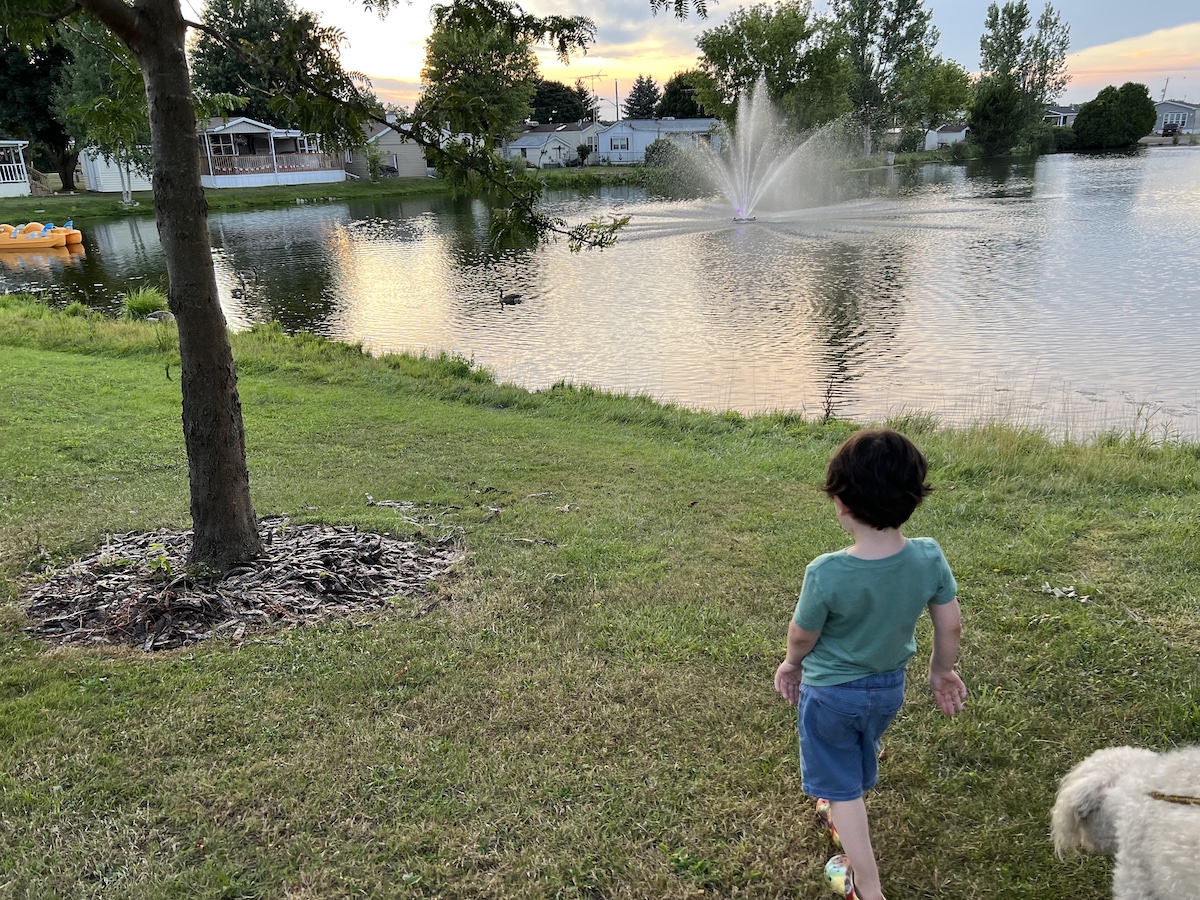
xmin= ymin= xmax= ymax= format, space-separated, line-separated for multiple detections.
xmin=202 ymin=154 xmax=341 ymax=176
xmin=0 ymin=162 xmax=27 ymax=184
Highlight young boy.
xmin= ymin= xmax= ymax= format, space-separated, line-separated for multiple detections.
xmin=774 ymin=428 xmax=966 ymax=900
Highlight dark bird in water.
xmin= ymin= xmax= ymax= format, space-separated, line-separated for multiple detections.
xmin=498 ymin=287 xmax=523 ymax=307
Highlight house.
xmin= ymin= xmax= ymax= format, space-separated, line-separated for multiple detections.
xmin=924 ymin=122 xmax=970 ymax=151
xmin=1155 ymin=100 xmax=1198 ymax=135
xmin=78 ymin=148 xmax=153 ymax=194
xmin=0 ymin=139 xmax=31 ymax=197
xmin=198 ymin=116 xmax=344 ymax=188
xmin=344 ymin=116 xmax=429 ymax=179
xmin=1044 ymin=105 xmax=1080 ymax=127
xmin=503 ymin=121 xmax=603 ymax=168
xmin=596 ymin=118 xmax=721 ymax=165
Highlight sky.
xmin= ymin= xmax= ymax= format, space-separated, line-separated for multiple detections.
xmin=294 ymin=1 xmax=1200 ymax=113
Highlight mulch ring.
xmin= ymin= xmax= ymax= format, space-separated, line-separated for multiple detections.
xmin=21 ymin=516 xmax=461 ymax=651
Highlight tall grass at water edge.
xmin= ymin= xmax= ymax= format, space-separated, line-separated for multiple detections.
xmin=1 ymin=294 xmax=1198 ymax=899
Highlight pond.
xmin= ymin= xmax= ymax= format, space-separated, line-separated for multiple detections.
xmin=5 ymin=148 xmax=1200 ymax=438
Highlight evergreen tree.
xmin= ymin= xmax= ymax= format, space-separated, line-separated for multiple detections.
xmin=622 ymin=74 xmax=661 ymax=119
xmin=655 ymin=72 xmax=704 ymax=118
xmin=531 ymin=80 xmax=588 ymax=123
xmin=968 ymin=74 xmax=1027 ymax=156
xmin=1072 ymin=82 xmax=1156 ymax=149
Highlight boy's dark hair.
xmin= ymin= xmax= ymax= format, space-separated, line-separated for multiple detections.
xmin=823 ymin=428 xmax=933 ymax=529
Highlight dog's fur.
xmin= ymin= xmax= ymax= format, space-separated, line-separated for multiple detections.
xmin=1051 ymin=745 xmax=1200 ymax=899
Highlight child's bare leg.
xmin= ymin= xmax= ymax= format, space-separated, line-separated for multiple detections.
xmin=829 ymin=797 xmax=886 ymax=900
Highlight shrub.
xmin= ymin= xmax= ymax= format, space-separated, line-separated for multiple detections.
xmin=122 ymin=286 xmax=168 ymax=319
xmin=63 ymin=301 xmax=91 ymax=318
xmin=644 ymin=138 xmax=681 ymax=168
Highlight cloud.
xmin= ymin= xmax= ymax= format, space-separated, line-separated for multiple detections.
xmin=1062 ymin=22 xmax=1200 ymax=101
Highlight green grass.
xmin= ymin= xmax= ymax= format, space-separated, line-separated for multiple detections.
xmin=0 ymin=176 xmax=452 ymax=227
xmin=2 ymin=296 xmax=1198 ymax=898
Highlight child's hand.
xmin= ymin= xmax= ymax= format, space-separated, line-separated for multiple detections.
xmin=930 ymin=669 xmax=967 ymax=716
xmin=774 ymin=660 xmax=803 ymax=706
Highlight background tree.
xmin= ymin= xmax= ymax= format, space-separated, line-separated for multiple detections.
xmin=967 ymin=73 xmax=1027 ymax=156
xmin=0 ymin=40 xmax=80 ymax=190
xmin=831 ymin=0 xmax=938 ymax=156
xmin=1072 ymin=82 xmax=1156 ymax=150
xmin=572 ymin=79 xmax=598 ymax=122
xmin=971 ymin=1 xmax=1070 ymax=154
xmin=695 ymin=0 xmax=849 ymax=130
xmin=531 ymin=79 xmax=588 ymax=123
xmin=420 ymin=6 xmax=541 ymax=140
xmin=893 ymin=54 xmax=970 ymax=128
xmin=189 ymin=0 xmax=302 ymax=124
xmin=622 ymin=74 xmax=661 ymax=119
xmin=655 ymin=71 xmax=705 ymax=118
xmin=53 ymin=17 xmax=153 ymax=204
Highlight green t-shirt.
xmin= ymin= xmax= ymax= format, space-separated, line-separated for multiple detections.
xmin=792 ymin=536 xmax=957 ymax=686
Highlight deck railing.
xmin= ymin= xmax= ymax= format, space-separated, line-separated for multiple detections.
xmin=201 ymin=153 xmax=341 ymax=176
xmin=0 ymin=162 xmax=27 ymax=185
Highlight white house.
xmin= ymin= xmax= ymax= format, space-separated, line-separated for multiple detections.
xmin=1044 ymin=105 xmax=1080 ymax=127
xmin=0 ymin=140 xmax=31 ymax=197
xmin=924 ymin=122 xmax=970 ymax=151
xmin=198 ymin=116 xmax=345 ymax=188
xmin=504 ymin=121 xmax=603 ymax=168
xmin=344 ymin=119 xmax=429 ymax=179
xmin=79 ymin=148 xmax=153 ymax=194
xmin=1155 ymin=100 xmax=1198 ymax=135
xmin=596 ymin=117 xmax=721 ymax=165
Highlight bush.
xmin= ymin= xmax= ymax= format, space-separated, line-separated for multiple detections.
xmin=63 ymin=301 xmax=91 ymax=318
xmin=898 ymin=125 xmax=927 ymax=153
xmin=122 ymin=286 xmax=168 ymax=319
xmin=644 ymin=138 xmax=681 ymax=168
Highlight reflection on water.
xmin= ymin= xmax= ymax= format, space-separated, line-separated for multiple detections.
xmin=5 ymin=149 xmax=1200 ymax=436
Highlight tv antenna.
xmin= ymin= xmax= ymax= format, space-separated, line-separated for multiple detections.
xmin=1161 ymin=78 xmax=1169 ymax=102
xmin=578 ymin=71 xmax=606 ymax=120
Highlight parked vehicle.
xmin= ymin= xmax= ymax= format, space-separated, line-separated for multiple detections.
xmin=1161 ymin=123 xmax=1180 ymax=137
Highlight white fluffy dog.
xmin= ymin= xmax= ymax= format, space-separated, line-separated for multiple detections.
xmin=1051 ymin=745 xmax=1200 ymax=899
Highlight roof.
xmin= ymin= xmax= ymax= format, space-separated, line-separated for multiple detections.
xmin=508 ymin=132 xmax=577 ymax=150
xmin=1045 ymin=105 xmax=1078 ymax=115
xmin=518 ymin=121 xmax=596 ymax=135
xmin=1157 ymin=100 xmax=1199 ymax=110
xmin=937 ymin=122 xmax=970 ymax=134
xmin=601 ymin=117 xmax=718 ymax=134
xmin=200 ymin=116 xmax=302 ymax=138
xmin=0 ymin=139 xmax=29 ymax=148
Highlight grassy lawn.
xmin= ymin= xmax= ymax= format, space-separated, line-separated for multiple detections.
xmin=1 ymin=296 xmax=1198 ymax=898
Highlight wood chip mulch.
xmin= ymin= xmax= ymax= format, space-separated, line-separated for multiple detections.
xmin=21 ymin=516 xmax=461 ymax=651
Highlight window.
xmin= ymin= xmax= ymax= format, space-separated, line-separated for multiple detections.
xmin=209 ymin=134 xmax=237 ymax=156
xmin=611 ymin=137 xmax=629 ymax=151
xmin=587 ymin=136 xmax=597 ymax=150
xmin=1164 ymin=112 xmax=1186 ymax=125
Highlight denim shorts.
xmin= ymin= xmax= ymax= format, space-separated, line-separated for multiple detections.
xmin=798 ymin=668 xmax=906 ymax=801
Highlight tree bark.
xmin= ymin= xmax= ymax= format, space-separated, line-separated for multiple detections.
xmin=55 ymin=149 xmax=78 ymax=193
xmin=96 ymin=0 xmax=263 ymax=571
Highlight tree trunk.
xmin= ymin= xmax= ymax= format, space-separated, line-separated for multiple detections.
xmin=129 ymin=0 xmax=263 ymax=570
xmin=56 ymin=150 xmax=78 ymax=193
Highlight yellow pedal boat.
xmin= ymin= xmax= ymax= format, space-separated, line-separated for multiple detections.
xmin=0 ymin=221 xmax=84 ymax=250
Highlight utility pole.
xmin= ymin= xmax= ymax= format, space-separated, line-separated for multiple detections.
xmin=615 ymin=80 xmax=620 ymax=121
xmin=1161 ymin=78 xmax=1169 ymax=102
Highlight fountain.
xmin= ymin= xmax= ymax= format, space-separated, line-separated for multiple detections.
xmin=696 ymin=78 xmax=829 ymax=222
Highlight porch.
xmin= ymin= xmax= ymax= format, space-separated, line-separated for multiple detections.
xmin=0 ymin=141 xmax=31 ymax=198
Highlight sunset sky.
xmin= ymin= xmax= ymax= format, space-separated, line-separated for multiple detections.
xmin=300 ymin=1 xmax=1200 ymax=113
